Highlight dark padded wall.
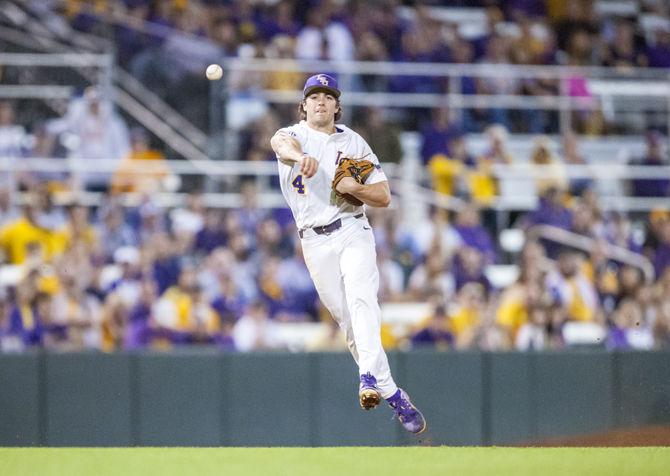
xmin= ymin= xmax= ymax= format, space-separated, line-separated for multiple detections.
xmin=136 ymin=352 xmax=223 ymax=446
xmin=402 ymin=351 xmax=483 ymax=445
xmin=617 ymin=351 xmax=670 ymax=427
xmin=488 ymin=352 xmax=534 ymax=445
xmin=532 ymin=351 xmax=614 ymax=439
xmin=0 ymin=353 xmax=41 ymax=446
xmin=225 ymin=353 xmax=312 ymax=446
xmin=44 ymin=353 xmax=132 ymax=446
xmin=1 ymin=350 xmax=669 ymax=446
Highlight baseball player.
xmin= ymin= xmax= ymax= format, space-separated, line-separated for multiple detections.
xmin=270 ymin=73 xmax=426 ymax=434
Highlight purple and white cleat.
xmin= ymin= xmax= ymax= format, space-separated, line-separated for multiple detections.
xmin=359 ymin=372 xmax=382 ymax=410
xmin=387 ymin=389 xmax=427 ymax=434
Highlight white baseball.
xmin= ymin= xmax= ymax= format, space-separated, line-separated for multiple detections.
xmin=206 ymin=64 xmax=223 ymax=81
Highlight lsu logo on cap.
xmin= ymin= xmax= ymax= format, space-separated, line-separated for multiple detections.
xmin=303 ymin=73 xmax=341 ymax=97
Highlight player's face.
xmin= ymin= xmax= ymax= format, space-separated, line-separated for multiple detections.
xmin=304 ymin=92 xmax=338 ymax=127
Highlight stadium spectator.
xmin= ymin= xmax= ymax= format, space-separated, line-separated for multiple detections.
xmin=605 ymin=212 xmax=639 ymax=253
xmin=410 ymin=300 xmax=454 ymax=350
xmin=193 ymin=208 xmax=228 ymax=256
xmin=232 ymin=299 xmax=283 ymax=352
xmin=570 ymin=200 xmax=603 ymax=240
xmin=475 ymin=34 xmax=517 ymax=130
xmin=305 ymin=316 xmax=348 ymax=352
xmin=259 ymin=2 xmax=299 ymax=40
xmin=453 ymin=246 xmax=492 ymax=294
xmin=607 ymin=299 xmax=653 ymax=350
xmin=47 ymin=87 xmax=131 ymax=191
xmin=357 ymin=107 xmax=403 ymax=165
xmin=0 ymin=199 xmax=55 ymax=265
xmin=355 ymin=30 xmax=390 ymax=91
xmin=496 ymin=242 xmax=551 ymax=340
xmin=208 ymin=268 xmax=246 ymax=331
xmin=646 ymin=23 xmax=670 ymax=68
xmin=0 ymin=187 xmax=20 ymax=228
xmin=170 ymin=194 xmax=206 ymax=245
xmin=111 ymin=127 xmax=173 ymax=195
xmin=407 ymin=251 xmax=454 ymax=302
xmin=514 ymin=304 xmax=549 ymax=351
xmin=602 ymin=18 xmax=647 ymax=68
xmin=50 ymin=274 xmax=103 ymax=351
xmin=264 ymin=34 xmax=302 ymax=89
xmin=123 ymin=277 xmax=158 ymax=350
xmin=428 ymin=134 xmax=470 ymax=197
xmin=294 ymin=8 xmax=355 ymax=61
xmin=96 ymin=205 xmax=139 ymax=262
xmin=114 ymin=1 xmax=154 ymax=67
xmin=420 ymin=107 xmax=463 ymax=165
xmin=4 ymin=278 xmax=45 ymax=350
xmin=523 ymin=187 xmax=573 ymax=235
xmin=22 ymin=122 xmax=68 ymax=190
xmin=449 ymin=282 xmax=488 ymax=349
xmin=377 ymin=245 xmax=406 ymax=303
xmin=408 ymin=206 xmax=462 ymax=261
xmin=453 ymin=205 xmax=497 ymax=264
xmin=275 ymin=244 xmax=319 ymax=320
xmin=148 ymin=233 xmax=182 ymax=295
xmin=0 ymin=101 xmax=27 ymax=160
xmin=652 ymin=219 xmax=670 ymax=278
xmin=654 ymin=298 xmax=670 ymax=349
xmin=0 ymin=101 xmax=28 ymax=188
xmin=546 ymin=250 xmax=599 ymax=323
xmin=629 ymin=130 xmax=670 ymax=198
xmin=561 ymin=131 xmax=592 ymax=196
xmin=529 ymin=136 xmax=568 ymax=195
xmin=373 ymin=214 xmax=422 ymax=286
xmin=153 ymin=265 xmax=220 ymax=346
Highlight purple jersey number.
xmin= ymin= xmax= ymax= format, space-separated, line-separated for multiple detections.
xmin=292 ymin=174 xmax=305 ymax=194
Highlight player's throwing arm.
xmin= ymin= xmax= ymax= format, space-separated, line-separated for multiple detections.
xmin=270 ymin=132 xmax=319 ymax=178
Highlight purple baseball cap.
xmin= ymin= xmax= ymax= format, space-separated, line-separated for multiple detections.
xmin=303 ymin=74 xmax=340 ymax=98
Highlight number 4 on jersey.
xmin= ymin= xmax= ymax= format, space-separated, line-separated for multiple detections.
xmin=292 ymin=174 xmax=306 ymax=194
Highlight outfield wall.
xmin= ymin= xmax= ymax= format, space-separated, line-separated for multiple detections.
xmin=1 ymin=350 xmax=669 ymax=447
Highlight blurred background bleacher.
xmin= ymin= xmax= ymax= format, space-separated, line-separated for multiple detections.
xmin=0 ymin=0 xmax=669 ymax=356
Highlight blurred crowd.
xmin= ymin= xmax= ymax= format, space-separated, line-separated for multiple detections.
xmin=1 ymin=0 xmax=670 ymax=354
xmin=0 ymin=173 xmax=669 ymax=354
xmin=31 ymin=0 xmax=670 ymax=134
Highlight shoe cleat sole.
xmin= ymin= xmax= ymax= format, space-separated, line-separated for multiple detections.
xmin=359 ymin=389 xmax=381 ymax=410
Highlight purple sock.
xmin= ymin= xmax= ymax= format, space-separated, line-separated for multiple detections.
xmin=386 ymin=389 xmax=401 ymax=404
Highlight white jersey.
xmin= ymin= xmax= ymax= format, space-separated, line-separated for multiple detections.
xmin=275 ymin=121 xmax=388 ymax=229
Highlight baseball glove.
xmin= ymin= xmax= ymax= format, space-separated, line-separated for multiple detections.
xmin=331 ymin=157 xmax=375 ymax=206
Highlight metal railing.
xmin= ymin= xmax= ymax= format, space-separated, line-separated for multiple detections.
xmin=1 ymin=156 xmax=667 ymax=212
xmin=217 ymin=58 xmax=670 ymax=134
xmin=527 ymin=224 xmax=655 ymax=283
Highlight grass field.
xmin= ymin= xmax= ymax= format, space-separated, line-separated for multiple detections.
xmin=1 ymin=447 xmax=669 ymax=476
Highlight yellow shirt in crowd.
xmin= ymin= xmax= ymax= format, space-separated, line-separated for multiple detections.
xmin=0 ymin=218 xmax=54 ymax=264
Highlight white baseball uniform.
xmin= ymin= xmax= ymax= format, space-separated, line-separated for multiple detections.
xmin=275 ymin=120 xmax=399 ymax=398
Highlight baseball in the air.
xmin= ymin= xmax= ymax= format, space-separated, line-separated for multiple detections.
xmin=206 ymin=64 xmax=223 ymax=80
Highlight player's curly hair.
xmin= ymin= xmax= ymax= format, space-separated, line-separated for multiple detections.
xmin=298 ymin=99 xmax=342 ymax=122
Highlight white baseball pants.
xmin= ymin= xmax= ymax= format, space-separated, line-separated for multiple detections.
xmin=300 ymin=215 xmax=398 ymax=398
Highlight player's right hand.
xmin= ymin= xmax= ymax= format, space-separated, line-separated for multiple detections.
xmin=300 ymin=155 xmax=319 ymax=178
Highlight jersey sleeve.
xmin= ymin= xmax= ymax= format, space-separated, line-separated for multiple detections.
xmin=274 ymin=124 xmax=307 ymax=169
xmin=275 ymin=124 xmax=308 ymax=151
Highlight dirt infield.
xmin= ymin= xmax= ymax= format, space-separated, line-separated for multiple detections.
xmin=531 ymin=425 xmax=670 ymax=447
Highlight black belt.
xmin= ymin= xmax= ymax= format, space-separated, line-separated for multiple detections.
xmin=299 ymin=214 xmax=364 ymax=238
